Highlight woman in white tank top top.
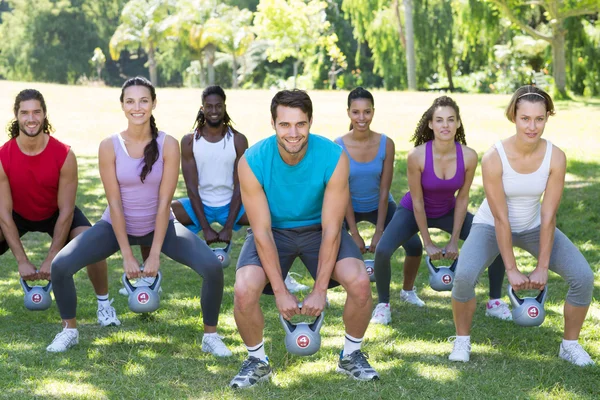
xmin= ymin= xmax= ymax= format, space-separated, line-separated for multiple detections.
xmin=448 ymin=86 xmax=595 ymax=366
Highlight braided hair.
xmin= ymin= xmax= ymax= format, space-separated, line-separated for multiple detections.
xmin=410 ymin=96 xmax=466 ymax=147
xmin=193 ymin=85 xmax=238 ymax=141
xmin=347 ymin=87 xmax=374 ymax=131
xmin=7 ymin=89 xmax=54 ymax=139
xmin=120 ymin=77 xmax=159 ymax=183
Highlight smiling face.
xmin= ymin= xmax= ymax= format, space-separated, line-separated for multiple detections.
xmin=428 ymin=106 xmax=461 ymax=142
xmin=272 ymin=105 xmax=311 ymax=162
xmin=514 ymin=100 xmax=548 ymax=142
xmin=347 ymin=98 xmax=374 ymax=132
xmin=121 ymin=85 xmax=156 ymax=126
xmin=17 ymin=100 xmax=45 ymax=138
xmin=202 ymin=94 xmax=225 ymax=128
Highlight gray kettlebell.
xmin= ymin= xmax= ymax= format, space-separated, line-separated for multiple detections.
xmin=364 ymin=259 xmax=376 ymax=282
xmin=122 ymin=269 xmax=162 ymax=313
xmin=20 ymin=278 xmax=52 ymax=311
xmin=212 ymin=243 xmax=231 ymax=268
xmin=426 ymin=255 xmax=458 ymax=291
xmin=279 ymin=306 xmax=325 ymax=356
xmin=507 ymin=284 xmax=548 ymax=327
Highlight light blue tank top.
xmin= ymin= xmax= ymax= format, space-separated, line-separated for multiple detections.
xmin=335 ymin=135 xmax=394 ymax=213
xmin=245 ymin=134 xmax=342 ymax=229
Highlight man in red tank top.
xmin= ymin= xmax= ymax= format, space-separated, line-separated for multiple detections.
xmin=0 ymin=89 xmax=120 ymax=327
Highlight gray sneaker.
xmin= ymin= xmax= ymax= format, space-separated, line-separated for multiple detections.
xmin=229 ymin=357 xmax=272 ymax=389
xmin=337 ymin=350 xmax=380 ymax=381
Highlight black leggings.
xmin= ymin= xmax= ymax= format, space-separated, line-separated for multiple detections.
xmin=374 ymin=206 xmax=505 ymax=304
xmin=51 ymin=220 xmax=224 ymax=325
xmin=347 ymin=200 xmax=423 ymax=257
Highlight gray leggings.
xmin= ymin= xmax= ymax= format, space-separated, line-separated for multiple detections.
xmin=51 ymin=220 xmax=224 ymax=325
xmin=374 ymin=206 xmax=505 ymax=304
xmin=452 ymin=223 xmax=594 ymax=306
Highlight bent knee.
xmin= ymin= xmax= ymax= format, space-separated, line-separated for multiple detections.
xmin=451 ymin=275 xmax=477 ymax=303
xmin=567 ymin=268 xmax=595 ymax=306
xmin=343 ymin=269 xmax=372 ymax=306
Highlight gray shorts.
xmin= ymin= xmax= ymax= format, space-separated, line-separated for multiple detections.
xmin=236 ymin=224 xmax=363 ymax=294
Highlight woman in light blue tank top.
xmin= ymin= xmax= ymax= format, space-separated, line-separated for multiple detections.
xmin=336 ymin=88 xmax=423 ymax=306
xmin=48 ymin=78 xmax=231 ymax=356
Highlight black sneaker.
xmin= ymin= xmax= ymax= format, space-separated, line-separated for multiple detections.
xmin=229 ymin=356 xmax=272 ymax=389
xmin=337 ymin=350 xmax=380 ymax=381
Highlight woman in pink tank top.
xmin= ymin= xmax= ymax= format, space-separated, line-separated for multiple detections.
xmin=371 ymin=96 xmax=508 ymax=326
xmin=47 ymin=77 xmax=231 ymax=356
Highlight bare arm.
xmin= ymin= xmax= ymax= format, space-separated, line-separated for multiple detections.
xmin=99 ymin=138 xmax=139 ymax=278
xmin=39 ymin=150 xmax=78 ymax=279
xmin=482 ymin=147 xmax=528 ymax=289
xmin=220 ymin=132 xmax=249 ymax=237
xmin=370 ymin=137 xmax=395 ymax=251
xmin=0 ymin=163 xmax=37 ymax=279
xmin=407 ymin=146 xmax=442 ymax=259
xmin=530 ymin=145 xmax=565 ymax=289
xmin=445 ymin=146 xmax=477 ymax=259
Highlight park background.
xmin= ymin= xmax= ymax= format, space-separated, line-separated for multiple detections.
xmin=0 ymin=1 xmax=600 ymax=399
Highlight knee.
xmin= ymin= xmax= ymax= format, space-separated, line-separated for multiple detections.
xmin=567 ymin=267 xmax=595 ymax=305
xmin=345 ymin=270 xmax=372 ymax=308
xmin=50 ymin=254 xmax=70 ymax=282
xmin=233 ymin=275 xmax=262 ymax=312
xmin=374 ymin=242 xmax=394 ymax=260
xmin=403 ymin=237 xmax=423 ymax=257
xmin=452 ymin=272 xmax=477 ymax=303
xmin=201 ymin=258 xmax=224 ymax=285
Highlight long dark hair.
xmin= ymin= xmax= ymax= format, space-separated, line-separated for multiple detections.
xmin=193 ymin=85 xmax=238 ymax=141
xmin=410 ymin=96 xmax=466 ymax=146
xmin=7 ymin=89 xmax=54 ymax=139
xmin=120 ymin=77 xmax=158 ymax=183
xmin=347 ymin=87 xmax=374 ymax=131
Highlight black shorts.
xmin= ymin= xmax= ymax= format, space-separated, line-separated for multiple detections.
xmin=236 ymin=224 xmax=363 ymax=294
xmin=0 ymin=206 xmax=92 ymax=255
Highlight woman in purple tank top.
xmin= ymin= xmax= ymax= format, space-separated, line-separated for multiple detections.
xmin=371 ymin=96 xmax=508 ymax=326
xmin=47 ymin=77 xmax=231 ymax=356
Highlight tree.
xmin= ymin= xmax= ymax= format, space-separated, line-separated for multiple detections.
xmin=488 ymin=0 xmax=600 ymax=97
xmin=402 ymin=0 xmax=417 ymax=90
xmin=255 ymin=0 xmax=346 ymax=88
xmin=109 ymin=0 xmax=176 ymax=86
xmin=90 ymin=47 xmax=107 ymax=80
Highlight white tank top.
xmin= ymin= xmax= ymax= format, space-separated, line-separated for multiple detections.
xmin=193 ymin=129 xmax=237 ymax=207
xmin=474 ymin=139 xmax=553 ymax=232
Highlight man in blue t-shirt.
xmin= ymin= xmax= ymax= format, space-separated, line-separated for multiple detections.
xmin=229 ymin=90 xmax=379 ymax=389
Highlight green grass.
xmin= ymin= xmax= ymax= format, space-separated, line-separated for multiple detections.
xmin=0 ymin=81 xmax=599 ymax=399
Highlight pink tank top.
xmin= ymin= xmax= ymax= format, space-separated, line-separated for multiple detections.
xmin=101 ymin=131 xmax=174 ymax=236
xmin=400 ymin=140 xmax=465 ymax=218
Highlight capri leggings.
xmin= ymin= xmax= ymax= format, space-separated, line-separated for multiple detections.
xmin=452 ymin=223 xmax=594 ymax=306
xmin=51 ymin=220 xmax=224 ymax=325
xmin=374 ymin=205 xmax=505 ymax=304
xmin=347 ymin=200 xmax=423 ymax=258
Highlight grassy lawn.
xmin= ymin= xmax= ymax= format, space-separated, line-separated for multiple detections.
xmin=0 ymin=81 xmax=599 ymax=399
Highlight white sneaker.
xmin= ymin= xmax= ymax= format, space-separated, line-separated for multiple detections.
xmin=370 ymin=303 xmax=391 ymax=325
xmin=400 ymin=287 xmax=425 ymax=307
xmin=119 ymin=277 xmax=163 ymax=296
xmin=285 ymin=273 xmax=310 ymax=293
xmin=448 ymin=336 xmax=471 ymax=362
xmin=559 ymin=342 xmax=595 ymax=366
xmin=97 ymin=299 xmax=121 ymax=327
xmin=202 ymin=334 xmax=233 ymax=357
xmin=46 ymin=328 xmax=79 ymax=352
xmin=485 ymin=299 xmax=512 ymax=321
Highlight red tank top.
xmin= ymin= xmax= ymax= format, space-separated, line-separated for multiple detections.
xmin=0 ymin=136 xmax=70 ymax=221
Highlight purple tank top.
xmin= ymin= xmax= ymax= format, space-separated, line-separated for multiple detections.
xmin=400 ymin=141 xmax=465 ymax=218
xmin=101 ymin=131 xmax=174 ymax=236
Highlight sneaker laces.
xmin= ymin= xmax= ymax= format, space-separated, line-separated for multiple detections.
xmin=448 ymin=336 xmax=471 ymax=351
xmin=373 ymin=303 xmax=388 ymax=317
xmin=51 ymin=329 xmax=78 ymax=347
xmin=237 ymin=357 xmax=263 ymax=376
xmin=347 ymin=350 xmax=372 ymax=368
xmin=98 ymin=299 xmax=116 ymax=319
xmin=563 ymin=343 xmax=592 ymax=361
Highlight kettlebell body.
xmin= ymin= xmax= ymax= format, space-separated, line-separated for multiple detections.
xmin=20 ymin=278 xmax=53 ymax=311
xmin=426 ymin=256 xmax=457 ymax=291
xmin=279 ymin=310 xmax=325 ymax=356
xmin=364 ymin=259 xmax=376 ymax=282
xmin=212 ymin=243 xmax=231 ymax=268
xmin=122 ymin=270 xmax=162 ymax=313
xmin=507 ymin=284 xmax=547 ymax=327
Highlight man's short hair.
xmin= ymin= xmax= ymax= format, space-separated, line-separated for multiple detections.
xmin=270 ymin=90 xmax=313 ymax=121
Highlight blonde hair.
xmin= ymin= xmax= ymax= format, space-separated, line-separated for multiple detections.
xmin=505 ymin=85 xmax=555 ymax=122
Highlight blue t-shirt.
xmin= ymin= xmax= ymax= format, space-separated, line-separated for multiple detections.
xmin=245 ymin=134 xmax=343 ymax=229
xmin=335 ymin=135 xmax=394 ymax=213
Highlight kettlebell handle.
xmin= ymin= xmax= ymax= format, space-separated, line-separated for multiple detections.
xmin=20 ymin=276 xmax=52 ymax=292
xmin=507 ymin=284 xmax=547 ymax=305
xmin=121 ymin=266 xmax=162 ymax=293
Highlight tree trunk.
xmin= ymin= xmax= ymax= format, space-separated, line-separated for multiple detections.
xmin=551 ymin=27 xmax=567 ymax=98
xmin=403 ymin=0 xmax=417 ymax=91
xmin=444 ymin=60 xmax=454 ymax=91
xmin=232 ymin=56 xmax=238 ymax=89
xmin=148 ymin=44 xmax=158 ymax=87
xmin=205 ymin=43 xmax=216 ymax=86
xmin=293 ymin=59 xmax=301 ymax=88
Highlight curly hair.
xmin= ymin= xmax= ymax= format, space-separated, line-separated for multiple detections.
xmin=192 ymin=85 xmax=238 ymax=141
xmin=410 ymin=96 xmax=466 ymax=146
xmin=7 ymin=89 xmax=54 ymax=139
